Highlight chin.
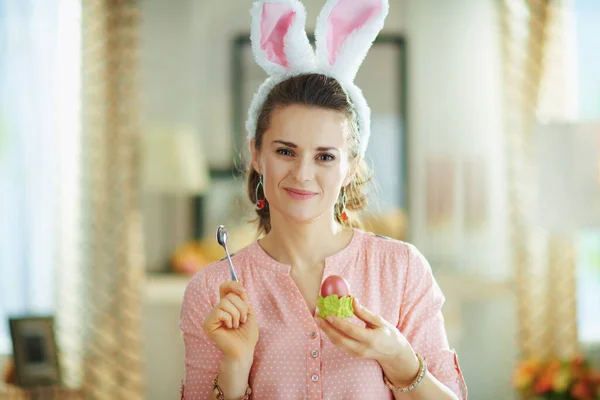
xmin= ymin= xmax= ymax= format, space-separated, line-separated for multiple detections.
xmin=273 ymin=202 xmax=330 ymax=224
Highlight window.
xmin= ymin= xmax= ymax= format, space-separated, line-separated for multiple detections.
xmin=577 ymin=231 xmax=600 ymax=344
xmin=574 ymin=0 xmax=600 ymax=346
xmin=0 ymin=0 xmax=81 ymax=354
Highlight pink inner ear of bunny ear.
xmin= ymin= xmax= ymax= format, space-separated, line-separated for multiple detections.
xmin=261 ymin=3 xmax=297 ymax=68
xmin=327 ymin=0 xmax=382 ymax=65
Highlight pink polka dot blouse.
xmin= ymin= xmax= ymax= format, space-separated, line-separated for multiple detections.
xmin=179 ymin=229 xmax=467 ymax=399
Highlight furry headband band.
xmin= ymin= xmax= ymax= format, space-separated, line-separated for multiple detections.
xmin=246 ymin=0 xmax=389 ymax=156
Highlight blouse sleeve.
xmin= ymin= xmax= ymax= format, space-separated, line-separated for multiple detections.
xmin=398 ymin=244 xmax=468 ymax=399
xmin=178 ymin=270 xmax=222 ymax=399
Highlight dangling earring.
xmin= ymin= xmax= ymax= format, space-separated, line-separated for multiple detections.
xmin=338 ymin=188 xmax=348 ymax=221
xmin=255 ymin=175 xmax=266 ymax=210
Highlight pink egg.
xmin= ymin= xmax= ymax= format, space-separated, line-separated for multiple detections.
xmin=320 ymin=275 xmax=350 ymax=297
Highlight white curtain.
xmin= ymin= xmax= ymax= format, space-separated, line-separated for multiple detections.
xmin=0 ymin=0 xmax=81 ymax=355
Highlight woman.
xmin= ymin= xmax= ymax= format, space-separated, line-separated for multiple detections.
xmin=180 ymin=1 xmax=466 ymax=399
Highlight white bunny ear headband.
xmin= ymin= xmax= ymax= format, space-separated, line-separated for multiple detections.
xmin=247 ymin=0 xmax=389 ymax=156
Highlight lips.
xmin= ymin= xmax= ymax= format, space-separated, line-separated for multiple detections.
xmin=284 ymin=188 xmax=317 ymax=200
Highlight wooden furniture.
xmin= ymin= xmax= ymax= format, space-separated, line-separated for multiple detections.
xmin=0 ymin=383 xmax=84 ymax=400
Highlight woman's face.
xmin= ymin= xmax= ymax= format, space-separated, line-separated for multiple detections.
xmin=251 ymin=104 xmax=355 ymax=225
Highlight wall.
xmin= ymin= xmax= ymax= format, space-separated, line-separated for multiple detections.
xmin=140 ymin=0 xmax=199 ymax=273
xmin=406 ymin=0 xmax=509 ymax=279
xmin=405 ymin=1 xmax=514 ymax=398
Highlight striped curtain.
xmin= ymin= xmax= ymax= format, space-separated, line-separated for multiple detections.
xmin=501 ymin=0 xmax=579 ymax=361
xmin=73 ymin=0 xmax=146 ymax=398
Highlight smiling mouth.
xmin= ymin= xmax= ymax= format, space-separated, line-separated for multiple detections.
xmin=284 ymin=188 xmax=317 ymax=200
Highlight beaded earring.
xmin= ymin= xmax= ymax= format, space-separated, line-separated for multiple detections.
xmin=339 ymin=188 xmax=348 ymax=221
xmin=256 ymin=175 xmax=266 ymax=210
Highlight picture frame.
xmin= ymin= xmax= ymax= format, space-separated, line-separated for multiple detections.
xmin=462 ymin=157 xmax=488 ymax=232
xmin=425 ymin=157 xmax=457 ymax=231
xmin=9 ymin=316 xmax=61 ymax=388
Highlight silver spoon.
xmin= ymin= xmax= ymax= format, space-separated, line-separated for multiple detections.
xmin=216 ymin=225 xmax=239 ymax=282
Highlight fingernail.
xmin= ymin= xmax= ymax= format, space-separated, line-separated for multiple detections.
xmin=326 ymin=316 xmax=334 ymax=324
xmin=355 ymin=299 xmax=361 ymax=308
xmin=242 ymin=316 xmax=247 ymax=323
xmin=238 ymin=286 xmax=246 ymax=293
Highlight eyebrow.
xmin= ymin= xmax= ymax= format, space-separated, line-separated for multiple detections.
xmin=272 ymin=140 xmax=339 ymax=152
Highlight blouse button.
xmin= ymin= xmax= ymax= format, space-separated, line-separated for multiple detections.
xmin=311 ymin=374 xmax=319 ymax=382
xmin=310 ymin=331 xmax=318 ymax=339
xmin=311 ymin=349 xmax=319 ymax=358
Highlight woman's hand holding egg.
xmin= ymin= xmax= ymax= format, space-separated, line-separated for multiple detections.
xmin=316 ymin=275 xmax=420 ymax=388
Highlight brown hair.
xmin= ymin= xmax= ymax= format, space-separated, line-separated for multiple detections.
xmin=247 ymin=73 xmax=372 ymax=235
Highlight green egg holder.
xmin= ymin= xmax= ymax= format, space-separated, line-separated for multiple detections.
xmin=317 ymin=294 xmax=354 ymax=319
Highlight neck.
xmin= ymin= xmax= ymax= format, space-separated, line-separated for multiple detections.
xmin=260 ymin=212 xmax=353 ymax=272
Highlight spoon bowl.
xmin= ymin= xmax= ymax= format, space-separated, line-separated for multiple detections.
xmin=216 ymin=225 xmax=239 ymax=282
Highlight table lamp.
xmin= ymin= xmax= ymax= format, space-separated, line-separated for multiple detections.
xmin=140 ymin=126 xmax=210 ymax=273
xmin=141 ymin=126 xmax=209 ymax=195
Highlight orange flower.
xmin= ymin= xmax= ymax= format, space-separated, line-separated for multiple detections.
xmin=547 ymin=359 xmax=562 ymax=373
xmin=514 ymin=356 xmax=599 ymax=397
xmin=533 ymin=360 xmax=561 ymax=394
xmin=513 ymin=359 xmax=541 ymax=389
xmin=571 ymin=355 xmax=586 ymax=369
xmin=570 ymin=355 xmax=590 ymax=381
xmin=534 ymin=371 xmax=555 ymax=394
xmin=590 ymin=368 xmax=600 ymax=385
xmin=571 ymin=380 xmax=593 ymax=399
xmin=552 ymin=366 xmax=571 ymax=393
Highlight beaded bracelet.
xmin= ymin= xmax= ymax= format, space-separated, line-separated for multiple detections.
xmin=383 ymin=353 xmax=428 ymax=393
xmin=213 ymin=374 xmax=252 ymax=400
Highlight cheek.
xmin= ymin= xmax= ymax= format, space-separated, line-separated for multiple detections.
xmin=320 ymin=166 xmax=347 ymax=190
xmin=263 ymin=156 xmax=281 ymax=170
xmin=262 ymin=157 xmax=287 ymax=193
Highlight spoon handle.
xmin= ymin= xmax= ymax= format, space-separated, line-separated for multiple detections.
xmin=224 ymin=246 xmax=239 ymax=282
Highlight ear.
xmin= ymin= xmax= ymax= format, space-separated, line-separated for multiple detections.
xmin=342 ymin=156 xmax=361 ymax=188
xmin=314 ymin=0 xmax=389 ymax=82
xmin=251 ymin=0 xmax=316 ymax=76
xmin=250 ymin=138 xmax=262 ymax=175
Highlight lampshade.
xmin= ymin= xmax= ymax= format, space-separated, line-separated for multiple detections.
xmin=534 ymin=121 xmax=600 ymax=232
xmin=141 ymin=126 xmax=210 ymax=194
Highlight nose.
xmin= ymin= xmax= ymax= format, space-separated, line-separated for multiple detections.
xmin=291 ymin=155 xmax=314 ymax=183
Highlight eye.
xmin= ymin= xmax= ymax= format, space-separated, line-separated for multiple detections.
xmin=317 ymin=153 xmax=335 ymax=162
xmin=276 ymin=148 xmax=294 ymax=157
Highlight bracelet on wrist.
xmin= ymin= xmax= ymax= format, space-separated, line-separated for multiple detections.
xmin=383 ymin=353 xmax=427 ymax=393
xmin=213 ymin=373 xmax=252 ymax=400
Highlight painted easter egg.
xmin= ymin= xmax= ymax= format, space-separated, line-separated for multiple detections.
xmin=320 ymin=275 xmax=350 ymax=297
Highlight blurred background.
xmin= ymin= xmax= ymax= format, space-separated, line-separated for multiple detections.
xmin=0 ymin=0 xmax=599 ymax=399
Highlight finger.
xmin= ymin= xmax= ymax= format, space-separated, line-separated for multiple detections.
xmin=222 ymin=281 xmax=252 ymax=311
xmin=224 ymin=293 xmax=249 ymax=324
xmin=323 ymin=314 xmax=370 ymax=343
xmin=219 ymin=281 xmax=247 ymax=300
xmin=316 ymin=318 xmax=364 ymax=356
xmin=219 ymin=298 xmax=241 ymax=328
xmin=353 ymin=298 xmax=383 ymax=328
xmin=214 ymin=309 xmax=233 ymax=329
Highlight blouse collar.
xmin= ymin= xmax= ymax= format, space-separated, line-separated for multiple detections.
xmin=247 ymin=228 xmax=364 ymax=275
